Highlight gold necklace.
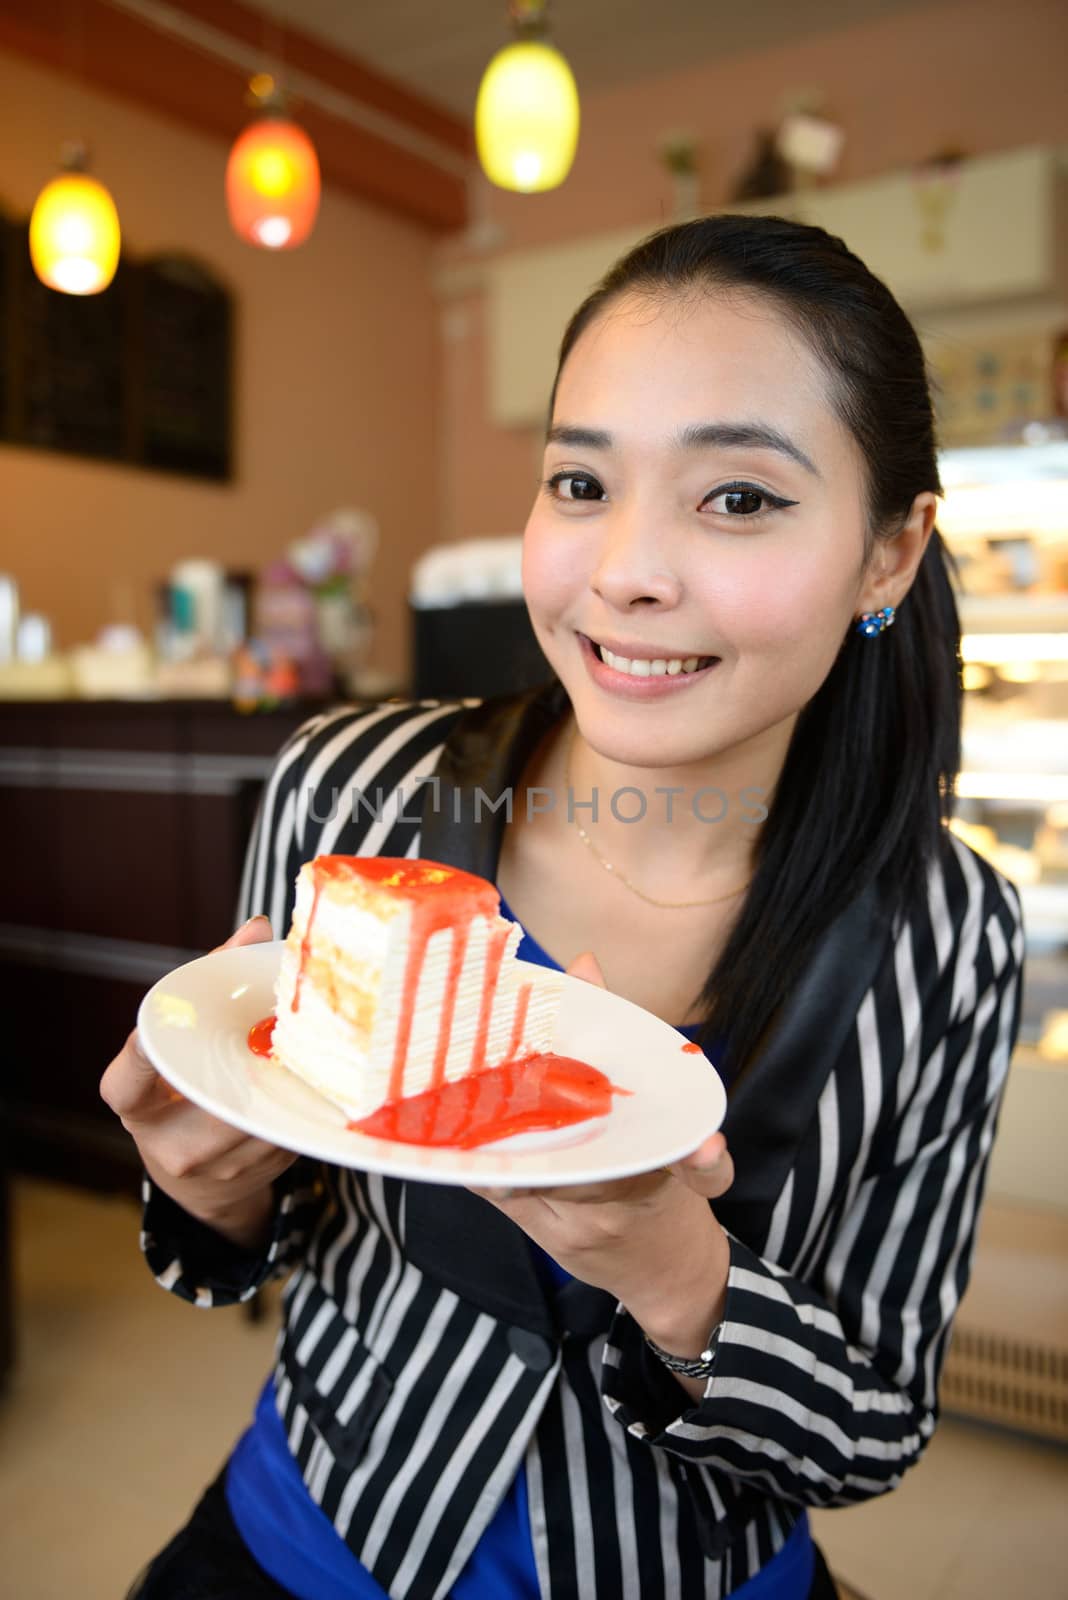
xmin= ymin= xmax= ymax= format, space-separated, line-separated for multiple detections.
xmin=563 ymin=729 xmax=753 ymax=911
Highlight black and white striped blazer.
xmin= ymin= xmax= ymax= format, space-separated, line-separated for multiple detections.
xmin=141 ymin=681 xmax=1025 ymax=1600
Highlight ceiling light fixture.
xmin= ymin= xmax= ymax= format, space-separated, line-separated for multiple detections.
xmin=226 ymin=74 xmax=321 ymax=251
xmin=29 ymin=142 xmax=122 ymax=295
xmin=475 ymin=1 xmax=579 ymax=194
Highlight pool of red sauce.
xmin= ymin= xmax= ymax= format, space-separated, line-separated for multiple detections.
xmin=247 ymin=1013 xmax=629 ymax=1149
xmin=349 ymin=1050 xmax=630 ymax=1149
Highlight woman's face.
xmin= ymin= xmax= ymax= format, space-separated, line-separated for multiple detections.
xmin=522 ymin=290 xmax=879 ymax=772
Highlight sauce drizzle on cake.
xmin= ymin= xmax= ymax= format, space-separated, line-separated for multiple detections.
xmin=292 ymin=857 xmax=519 ymax=1101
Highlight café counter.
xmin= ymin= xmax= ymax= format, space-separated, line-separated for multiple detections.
xmin=0 ymin=697 xmax=323 ymax=1193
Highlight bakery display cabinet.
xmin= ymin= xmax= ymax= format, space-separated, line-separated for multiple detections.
xmin=938 ymin=437 xmax=1068 ymax=1444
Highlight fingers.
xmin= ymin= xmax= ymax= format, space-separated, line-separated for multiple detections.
xmin=102 ymin=915 xmax=273 ymax=1123
xmin=665 ymin=1132 xmax=735 ymax=1199
xmin=143 ymin=1116 xmax=291 ymax=1184
xmin=100 ymin=1026 xmax=167 ymax=1118
xmin=472 ymin=1168 xmax=665 ymax=1207
xmin=565 ymin=950 xmax=608 ymax=988
xmin=213 ymin=913 xmax=273 ymax=955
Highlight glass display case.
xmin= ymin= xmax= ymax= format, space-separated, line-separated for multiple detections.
xmin=940 ymin=437 xmax=1068 ymax=1074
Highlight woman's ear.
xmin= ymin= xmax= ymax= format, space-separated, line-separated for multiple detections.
xmin=856 ymin=491 xmax=939 ymax=616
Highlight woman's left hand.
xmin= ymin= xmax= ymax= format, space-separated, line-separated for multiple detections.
xmin=467 ymin=953 xmax=734 ymax=1327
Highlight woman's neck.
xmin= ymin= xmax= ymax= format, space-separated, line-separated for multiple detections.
xmin=543 ymin=712 xmax=794 ymax=894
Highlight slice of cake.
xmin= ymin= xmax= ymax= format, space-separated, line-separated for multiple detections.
xmin=271 ymin=855 xmax=562 ymax=1119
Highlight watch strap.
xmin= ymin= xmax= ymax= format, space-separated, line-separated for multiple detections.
xmin=643 ymin=1319 xmax=722 ymax=1379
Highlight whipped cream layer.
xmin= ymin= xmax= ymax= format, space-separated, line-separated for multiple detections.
xmin=272 ymin=858 xmax=561 ymax=1120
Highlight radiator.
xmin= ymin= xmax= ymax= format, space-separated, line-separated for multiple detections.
xmin=941 ymin=1322 xmax=1068 ymax=1442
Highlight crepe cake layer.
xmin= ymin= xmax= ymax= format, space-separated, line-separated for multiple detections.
xmin=272 ymin=855 xmax=562 ymax=1119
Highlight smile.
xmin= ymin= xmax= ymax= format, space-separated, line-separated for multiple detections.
xmin=577 ymin=633 xmax=721 ymax=696
xmin=594 ymin=644 xmax=716 ymax=677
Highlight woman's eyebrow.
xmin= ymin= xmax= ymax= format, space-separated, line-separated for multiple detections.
xmin=546 ymin=420 xmax=820 ymax=479
xmin=677 ymin=421 xmax=821 ymax=479
xmin=546 ymin=424 xmax=612 ymax=450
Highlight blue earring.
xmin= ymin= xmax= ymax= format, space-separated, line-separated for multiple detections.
xmin=855 ymin=605 xmax=896 ymax=638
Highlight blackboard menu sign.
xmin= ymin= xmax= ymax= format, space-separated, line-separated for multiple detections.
xmin=0 ymin=216 xmax=232 ymax=481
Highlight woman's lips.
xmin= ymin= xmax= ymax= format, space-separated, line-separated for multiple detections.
xmin=577 ymin=632 xmax=721 ymax=698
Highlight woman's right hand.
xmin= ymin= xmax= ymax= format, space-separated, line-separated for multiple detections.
xmin=100 ymin=914 xmax=299 ymax=1250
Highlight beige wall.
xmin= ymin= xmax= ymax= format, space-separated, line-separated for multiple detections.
xmin=0 ymin=48 xmax=440 ymax=681
xmin=433 ymin=0 xmax=1068 ymax=545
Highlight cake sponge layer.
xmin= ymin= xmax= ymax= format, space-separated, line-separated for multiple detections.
xmin=272 ymin=856 xmax=562 ymax=1120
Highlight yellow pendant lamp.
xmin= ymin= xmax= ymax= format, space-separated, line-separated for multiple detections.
xmin=476 ymin=1 xmax=579 ymax=193
xmin=29 ymin=145 xmax=121 ymax=296
xmin=226 ymin=75 xmax=321 ymax=251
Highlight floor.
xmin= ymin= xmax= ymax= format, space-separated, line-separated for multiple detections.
xmin=3 ymin=1178 xmax=1066 ymax=1600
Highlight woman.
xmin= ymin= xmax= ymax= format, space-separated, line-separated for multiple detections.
xmin=103 ymin=214 xmax=1024 ymax=1600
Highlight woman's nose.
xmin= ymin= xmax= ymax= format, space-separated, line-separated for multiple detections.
xmin=589 ymin=513 xmax=683 ymax=610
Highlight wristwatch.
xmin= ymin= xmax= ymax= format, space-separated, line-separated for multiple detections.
xmin=644 ymin=1319 xmax=722 ymax=1379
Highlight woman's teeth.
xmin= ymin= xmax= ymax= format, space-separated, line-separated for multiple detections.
xmin=596 ymin=644 xmax=714 ymax=677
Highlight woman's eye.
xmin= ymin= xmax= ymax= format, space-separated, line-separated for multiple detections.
xmin=546 ymin=472 xmax=605 ymax=502
xmin=701 ymin=483 xmax=796 ymax=519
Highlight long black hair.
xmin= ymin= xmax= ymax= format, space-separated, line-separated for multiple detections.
xmin=548 ymin=213 xmax=963 ymax=1081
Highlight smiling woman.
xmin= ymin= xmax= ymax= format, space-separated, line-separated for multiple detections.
xmin=516 ymin=220 xmax=949 ymax=1062
xmin=103 ymin=214 xmax=1022 ymax=1600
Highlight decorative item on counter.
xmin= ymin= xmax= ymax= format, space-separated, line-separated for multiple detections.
xmin=286 ymin=508 xmax=378 ymax=692
xmin=232 ymin=637 xmax=300 ymax=713
xmin=151 ymin=558 xmax=235 ymax=695
xmin=252 ymin=559 xmax=333 ymax=697
xmin=911 ymin=147 xmax=967 ymax=253
xmin=156 ymin=567 xmax=251 ymax=666
xmin=222 ymin=571 xmax=254 ymax=653
xmin=69 ymin=623 xmax=156 ymax=698
xmin=0 ymin=574 xmax=19 ymax=665
xmin=0 ymin=602 xmax=74 ymax=698
xmin=168 ymin=558 xmax=226 ymax=656
xmin=17 ymin=614 xmax=52 ymax=662
xmin=656 ymin=131 xmax=700 ymax=221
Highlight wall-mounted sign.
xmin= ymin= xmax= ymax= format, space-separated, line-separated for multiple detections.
xmin=0 ymin=213 xmax=232 ymax=482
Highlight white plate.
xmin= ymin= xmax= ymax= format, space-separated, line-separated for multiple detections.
xmin=137 ymin=942 xmax=726 ymax=1188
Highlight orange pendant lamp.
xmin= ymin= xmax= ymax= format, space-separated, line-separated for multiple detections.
xmin=226 ymin=76 xmax=321 ymax=251
xmin=29 ymin=145 xmax=121 ymax=295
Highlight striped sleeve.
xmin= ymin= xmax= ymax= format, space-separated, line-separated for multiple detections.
xmin=140 ymin=1164 xmax=326 ymax=1307
xmin=140 ymin=699 xmax=467 ymax=1307
xmin=601 ymin=858 xmax=1025 ymax=1510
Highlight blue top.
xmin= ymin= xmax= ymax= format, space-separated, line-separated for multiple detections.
xmin=225 ymin=897 xmax=813 ymax=1597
